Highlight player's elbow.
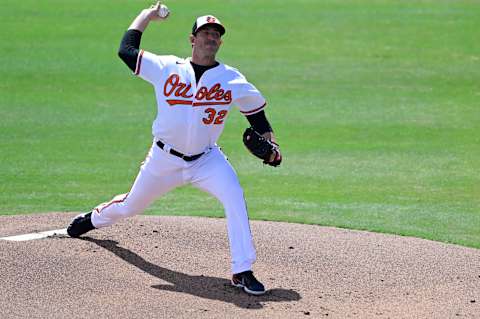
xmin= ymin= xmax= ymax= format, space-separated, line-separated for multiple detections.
xmin=118 ymin=48 xmax=137 ymax=72
xmin=118 ymin=48 xmax=129 ymax=62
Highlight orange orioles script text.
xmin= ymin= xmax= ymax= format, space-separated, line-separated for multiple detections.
xmin=164 ymin=74 xmax=232 ymax=106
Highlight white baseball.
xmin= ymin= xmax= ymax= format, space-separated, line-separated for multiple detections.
xmin=158 ymin=4 xmax=170 ymax=18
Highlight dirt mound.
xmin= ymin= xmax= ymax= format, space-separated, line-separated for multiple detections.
xmin=0 ymin=213 xmax=479 ymax=318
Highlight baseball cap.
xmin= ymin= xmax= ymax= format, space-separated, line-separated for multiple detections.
xmin=192 ymin=15 xmax=225 ymax=36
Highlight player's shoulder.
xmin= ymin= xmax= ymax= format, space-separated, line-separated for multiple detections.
xmin=160 ymin=54 xmax=184 ymax=65
xmin=220 ymin=62 xmax=242 ymax=76
xmin=143 ymin=51 xmax=182 ymax=64
xmin=219 ymin=62 xmax=248 ymax=82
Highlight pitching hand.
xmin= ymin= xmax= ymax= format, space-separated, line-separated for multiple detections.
xmin=146 ymin=1 xmax=170 ymax=21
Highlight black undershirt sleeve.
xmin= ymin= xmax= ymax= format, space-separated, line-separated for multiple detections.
xmin=118 ymin=29 xmax=143 ymax=72
xmin=246 ymin=110 xmax=272 ymax=135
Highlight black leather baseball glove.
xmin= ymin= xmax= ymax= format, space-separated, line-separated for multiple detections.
xmin=243 ymin=127 xmax=282 ymax=167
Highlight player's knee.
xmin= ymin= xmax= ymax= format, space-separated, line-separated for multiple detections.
xmin=217 ymin=184 xmax=245 ymax=204
xmin=233 ymin=187 xmax=245 ymax=200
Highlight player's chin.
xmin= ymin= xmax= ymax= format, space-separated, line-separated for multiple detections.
xmin=205 ymin=45 xmax=219 ymax=52
xmin=204 ymin=49 xmax=219 ymax=57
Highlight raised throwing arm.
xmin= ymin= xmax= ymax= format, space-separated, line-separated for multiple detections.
xmin=118 ymin=2 xmax=169 ymax=71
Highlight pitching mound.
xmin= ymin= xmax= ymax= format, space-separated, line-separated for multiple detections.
xmin=0 ymin=213 xmax=479 ymax=318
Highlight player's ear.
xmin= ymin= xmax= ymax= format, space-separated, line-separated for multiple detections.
xmin=189 ymin=34 xmax=195 ymax=47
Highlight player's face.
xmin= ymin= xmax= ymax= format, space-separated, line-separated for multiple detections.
xmin=191 ymin=26 xmax=223 ymax=56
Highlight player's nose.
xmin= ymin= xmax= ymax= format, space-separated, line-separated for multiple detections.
xmin=206 ymin=31 xmax=220 ymax=40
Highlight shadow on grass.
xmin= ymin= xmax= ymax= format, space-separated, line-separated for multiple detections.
xmin=83 ymin=237 xmax=301 ymax=309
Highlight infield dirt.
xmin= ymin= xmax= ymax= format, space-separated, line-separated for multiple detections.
xmin=1 ymin=213 xmax=479 ymax=318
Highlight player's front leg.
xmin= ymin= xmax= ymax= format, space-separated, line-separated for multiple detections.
xmin=191 ymin=147 xmax=265 ymax=295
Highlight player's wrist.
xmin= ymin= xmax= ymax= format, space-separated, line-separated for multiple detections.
xmin=141 ymin=9 xmax=156 ymax=21
xmin=261 ymin=131 xmax=276 ymax=144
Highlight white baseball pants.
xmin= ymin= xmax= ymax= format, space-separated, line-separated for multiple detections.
xmin=90 ymin=143 xmax=256 ymax=274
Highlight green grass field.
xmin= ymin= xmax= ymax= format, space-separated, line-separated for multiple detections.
xmin=1 ymin=0 xmax=479 ymax=248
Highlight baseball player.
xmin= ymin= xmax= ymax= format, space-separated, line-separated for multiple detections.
xmin=67 ymin=2 xmax=282 ymax=296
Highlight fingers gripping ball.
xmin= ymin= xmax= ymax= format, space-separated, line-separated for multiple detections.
xmin=158 ymin=4 xmax=170 ymax=18
xmin=243 ymin=128 xmax=282 ymax=167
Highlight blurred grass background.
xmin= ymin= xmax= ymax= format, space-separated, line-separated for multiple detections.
xmin=0 ymin=0 xmax=479 ymax=247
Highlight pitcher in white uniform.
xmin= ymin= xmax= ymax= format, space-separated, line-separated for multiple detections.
xmin=67 ymin=2 xmax=282 ymax=296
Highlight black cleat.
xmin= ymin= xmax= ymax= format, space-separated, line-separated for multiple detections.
xmin=67 ymin=212 xmax=95 ymax=238
xmin=231 ymin=270 xmax=266 ymax=295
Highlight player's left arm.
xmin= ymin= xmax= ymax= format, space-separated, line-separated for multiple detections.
xmin=233 ymin=74 xmax=282 ymax=165
xmin=245 ymin=111 xmax=282 ymax=164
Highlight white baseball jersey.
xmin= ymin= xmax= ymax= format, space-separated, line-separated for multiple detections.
xmin=134 ymin=50 xmax=266 ymax=155
xmin=91 ymin=50 xmax=261 ymax=275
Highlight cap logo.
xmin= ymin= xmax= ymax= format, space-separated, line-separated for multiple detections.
xmin=206 ymin=16 xmax=216 ymax=23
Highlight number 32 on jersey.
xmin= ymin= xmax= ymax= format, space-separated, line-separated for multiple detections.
xmin=203 ymin=108 xmax=228 ymax=125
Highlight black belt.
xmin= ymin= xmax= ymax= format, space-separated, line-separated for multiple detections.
xmin=156 ymin=140 xmax=204 ymax=162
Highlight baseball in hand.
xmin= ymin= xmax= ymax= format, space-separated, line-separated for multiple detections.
xmin=158 ymin=4 xmax=170 ymax=18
